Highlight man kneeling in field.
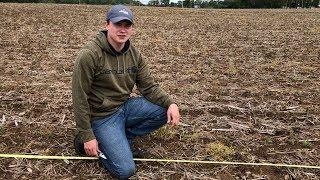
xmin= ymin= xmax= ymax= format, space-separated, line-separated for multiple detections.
xmin=72 ymin=5 xmax=180 ymax=179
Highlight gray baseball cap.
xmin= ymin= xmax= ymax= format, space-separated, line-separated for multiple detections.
xmin=106 ymin=5 xmax=134 ymax=24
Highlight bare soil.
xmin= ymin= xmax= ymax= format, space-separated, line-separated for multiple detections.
xmin=0 ymin=3 xmax=319 ymax=179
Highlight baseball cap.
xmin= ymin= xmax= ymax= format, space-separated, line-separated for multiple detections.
xmin=106 ymin=5 xmax=134 ymax=24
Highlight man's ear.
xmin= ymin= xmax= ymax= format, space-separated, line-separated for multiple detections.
xmin=105 ymin=21 xmax=110 ymax=30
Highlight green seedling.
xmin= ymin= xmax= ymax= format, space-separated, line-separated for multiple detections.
xmin=302 ymin=140 xmax=312 ymax=148
xmin=152 ymin=126 xmax=175 ymax=140
xmin=206 ymin=142 xmax=235 ymax=161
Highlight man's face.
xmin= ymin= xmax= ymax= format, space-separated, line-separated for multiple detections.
xmin=106 ymin=20 xmax=133 ymax=45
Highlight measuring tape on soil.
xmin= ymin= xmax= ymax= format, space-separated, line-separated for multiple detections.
xmin=0 ymin=153 xmax=319 ymax=169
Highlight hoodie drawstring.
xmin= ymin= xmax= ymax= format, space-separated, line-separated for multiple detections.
xmin=123 ymin=56 xmax=126 ymax=74
xmin=116 ymin=55 xmax=126 ymax=74
xmin=117 ymin=56 xmax=120 ymax=74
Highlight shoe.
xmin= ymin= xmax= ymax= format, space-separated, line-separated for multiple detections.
xmin=74 ymin=133 xmax=86 ymax=155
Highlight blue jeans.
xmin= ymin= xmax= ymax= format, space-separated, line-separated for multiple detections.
xmin=91 ymin=97 xmax=167 ymax=179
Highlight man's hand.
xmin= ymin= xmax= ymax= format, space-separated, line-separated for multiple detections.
xmin=84 ymin=139 xmax=100 ymax=157
xmin=167 ymin=104 xmax=180 ymax=126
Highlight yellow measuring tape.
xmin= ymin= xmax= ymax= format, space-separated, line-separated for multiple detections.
xmin=0 ymin=153 xmax=319 ymax=169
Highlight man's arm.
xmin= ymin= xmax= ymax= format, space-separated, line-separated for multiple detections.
xmin=136 ymin=54 xmax=180 ymax=125
xmin=72 ymin=49 xmax=99 ymax=156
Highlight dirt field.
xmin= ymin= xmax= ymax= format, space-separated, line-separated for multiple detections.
xmin=0 ymin=3 xmax=319 ymax=179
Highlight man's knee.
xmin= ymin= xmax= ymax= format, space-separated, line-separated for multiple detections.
xmin=113 ymin=162 xmax=136 ymax=179
xmin=101 ymin=159 xmax=136 ymax=179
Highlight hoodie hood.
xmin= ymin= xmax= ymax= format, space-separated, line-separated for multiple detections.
xmin=92 ymin=30 xmax=130 ymax=56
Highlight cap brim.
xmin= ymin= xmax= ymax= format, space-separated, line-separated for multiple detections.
xmin=109 ymin=16 xmax=133 ymax=24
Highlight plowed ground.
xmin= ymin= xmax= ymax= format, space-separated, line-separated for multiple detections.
xmin=0 ymin=3 xmax=319 ymax=179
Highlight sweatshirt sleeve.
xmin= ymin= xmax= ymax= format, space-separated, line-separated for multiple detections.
xmin=136 ymin=54 xmax=174 ymax=108
xmin=72 ymin=49 xmax=96 ymax=143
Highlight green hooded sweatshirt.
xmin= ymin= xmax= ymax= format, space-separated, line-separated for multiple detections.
xmin=72 ymin=30 xmax=173 ymax=143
